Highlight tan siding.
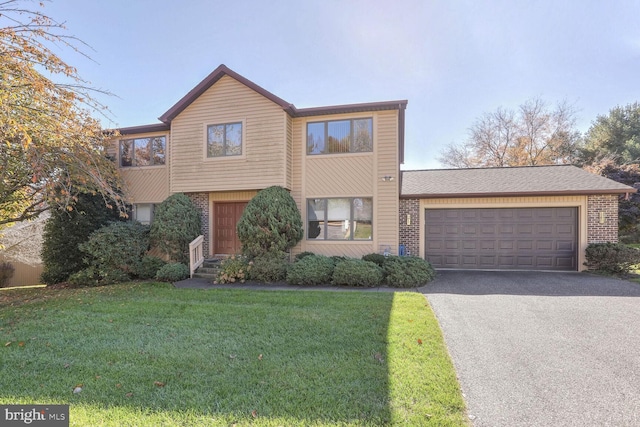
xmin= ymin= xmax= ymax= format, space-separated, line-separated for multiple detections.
xmin=121 ymin=168 xmax=170 ymax=203
xmin=171 ymin=76 xmax=286 ymax=193
xmin=111 ymin=132 xmax=170 ymax=203
xmin=303 ymin=242 xmax=374 ymax=258
xmin=209 ymin=190 xmax=258 ymax=201
xmin=0 ymin=258 xmax=43 ymax=287
xmin=290 ymin=110 xmax=400 ymax=257
xmin=419 ymin=195 xmax=589 ymax=271
xmin=374 ymin=111 xmax=400 ymax=255
xmin=305 ymin=155 xmax=374 ymax=195
xmin=286 ymin=115 xmax=293 ymax=189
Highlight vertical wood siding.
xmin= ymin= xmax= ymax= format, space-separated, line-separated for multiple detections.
xmin=170 ymin=76 xmax=287 ymax=193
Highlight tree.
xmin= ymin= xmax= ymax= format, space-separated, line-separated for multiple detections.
xmin=583 ymin=157 xmax=640 ymax=239
xmin=237 ymin=186 xmax=303 ymax=258
xmin=580 ymin=102 xmax=640 ymax=165
xmin=0 ymin=0 xmax=126 ymax=230
xmin=41 ymin=191 xmax=122 ymax=284
xmin=150 ymin=193 xmax=201 ymax=264
xmin=439 ymin=98 xmax=582 ymax=168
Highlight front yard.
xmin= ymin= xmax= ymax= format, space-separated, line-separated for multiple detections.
xmin=0 ymin=283 xmax=467 ymax=426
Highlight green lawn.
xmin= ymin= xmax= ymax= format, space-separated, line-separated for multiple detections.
xmin=0 ymin=283 xmax=467 ymax=426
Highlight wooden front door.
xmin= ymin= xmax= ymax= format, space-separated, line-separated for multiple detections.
xmin=214 ymin=202 xmax=247 ymax=255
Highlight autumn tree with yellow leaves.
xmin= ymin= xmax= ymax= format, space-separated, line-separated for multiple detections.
xmin=0 ymin=0 xmax=126 ymax=229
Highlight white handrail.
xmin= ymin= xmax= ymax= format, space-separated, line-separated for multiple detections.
xmin=189 ymin=235 xmax=204 ymax=278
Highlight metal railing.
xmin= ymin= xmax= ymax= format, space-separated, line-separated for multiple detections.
xmin=189 ymin=235 xmax=204 ymax=278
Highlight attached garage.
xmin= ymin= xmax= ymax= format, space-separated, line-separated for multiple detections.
xmin=424 ymin=207 xmax=577 ymax=270
xmin=400 ymin=165 xmax=636 ymax=272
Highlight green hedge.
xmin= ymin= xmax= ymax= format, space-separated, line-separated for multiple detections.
xmin=155 ymin=263 xmax=189 ymax=282
xmin=383 ymin=256 xmax=436 ymax=288
xmin=249 ymin=252 xmax=288 ymax=282
xmin=584 ymin=243 xmax=640 ymax=274
xmin=286 ymin=255 xmax=334 ymax=286
xmin=333 ymin=259 xmax=383 ymax=287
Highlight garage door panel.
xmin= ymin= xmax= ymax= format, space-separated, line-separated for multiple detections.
xmin=425 ymin=207 xmax=577 ymax=271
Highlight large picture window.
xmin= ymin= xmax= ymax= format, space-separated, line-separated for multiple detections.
xmin=207 ymin=122 xmax=243 ymax=157
xmin=307 ymin=197 xmax=372 ymax=240
xmin=307 ymin=118 xmax=373 ymax=155
xmin=120 ymin=136 xmax=165 ymax=167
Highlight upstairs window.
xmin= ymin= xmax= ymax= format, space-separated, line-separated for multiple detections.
xmin=307 ymin=118 xmax=373 ymax=155
xmin=207 ymin=122 xmax=243 ymax=157
xmin=120 ymin=136 xmax=166 ymax=167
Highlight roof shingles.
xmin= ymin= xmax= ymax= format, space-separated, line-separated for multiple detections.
xmin=401 ymin=165 xmax=635 ymax=198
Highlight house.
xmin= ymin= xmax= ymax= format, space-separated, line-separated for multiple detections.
xmin=114 ymin=65 xmax=405 ymax=261
xmin=113 ymin=64 xmax=635 ymax=273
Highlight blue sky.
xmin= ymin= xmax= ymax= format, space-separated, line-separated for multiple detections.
xmin=43 ymin=0 xmax=640 ymax=169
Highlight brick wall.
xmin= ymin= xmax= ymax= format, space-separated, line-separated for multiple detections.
xmin=587 ymin=194 xmax=619 ymax=243
xmin=186 ymin=192 xmax=210 ymax=256
xmin=399 ymin=198 xmax=420 ymax=256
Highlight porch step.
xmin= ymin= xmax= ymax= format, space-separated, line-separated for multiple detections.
xmin=192 ymin=258 xmax=222 ymax=280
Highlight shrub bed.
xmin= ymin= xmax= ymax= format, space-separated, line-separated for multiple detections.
xmin=155 ymin=263 xmax=189 ymax=282
xmin=249 ymin=253 xmax=288 ymax=282
xmin=383 ymin=256 xmax=436 ymax=288
xmin=215 ymin=256 xmax=251 ymax=284
xmin=584 ymin=243 xmax=640 ymax=274
xmin=286 ymin=255 xmax=334 ymax=286
xmin=333 ymin=259 xmax=383 ymax=287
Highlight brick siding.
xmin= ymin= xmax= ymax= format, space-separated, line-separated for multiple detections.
xmin=587 ymin=194 xmax=619 ymax=243
xmin=186 ymin=192 xmax=210 ymax=256
xmin=399 ymin=198 xmax=420 ymax=256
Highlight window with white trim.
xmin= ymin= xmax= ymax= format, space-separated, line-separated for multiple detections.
xmin=120 ymin=136 xmax=166 ymax=167
xmin=207 ymin=122 xmax=242 ymax=157
xmin=307 ymin=118 xmax=373 ymax=155
xmin=307 ymin=198 xmax=372 ymax=240
xmin=133 ymin=204 xmax=154 ymax=225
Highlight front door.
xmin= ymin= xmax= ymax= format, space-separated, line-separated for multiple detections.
xmin=214 ymin=202 xmax=247 ymax=255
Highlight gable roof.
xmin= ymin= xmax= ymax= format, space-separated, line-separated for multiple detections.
xmin=401 ymin=165 xmax=636 ymax=198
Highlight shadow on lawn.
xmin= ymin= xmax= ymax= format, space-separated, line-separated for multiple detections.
xmin=0 ymin=287 xmax=395 ymax=425
xmin=424 ymin=270 xmax=640 ymax=297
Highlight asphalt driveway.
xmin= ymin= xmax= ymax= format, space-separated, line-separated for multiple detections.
xmin=423 ymin=271 xmax=640 ymax=427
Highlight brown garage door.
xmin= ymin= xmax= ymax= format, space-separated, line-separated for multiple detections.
xmin=425 ymin=207 xmax=577 ymax=271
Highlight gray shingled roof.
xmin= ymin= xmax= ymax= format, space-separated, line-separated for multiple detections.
xmin=401 ymin=165 xmax=635 ymax=198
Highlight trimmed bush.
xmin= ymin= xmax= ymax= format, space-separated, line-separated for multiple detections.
xmin=333 ymin=259 xmax=383 ymax=287
xmin=0 ymin=261 xmax=15 ymax=287
xmin=135 ymin=256 xmax=167 ymax=280
xmin=294 ymin=251 xmax=315 ymax=262
xmin=362 ymin=253 xmax=386 ymax=267
xmin=155 ymin=263 xmax=189 ymax=282
xmin=286 ymin=254 xmax=334 ymax=286
xmin=41 ymin=191 xmax=122 ymax=284
xmin=237 ymin=186 xmax=303 ymax=258
xmin=249 ymin=252 xmax=288 ymax=282
xmin=330 ymin=255 xmax=348 ymax=266
xmin=584 ymin=242 xmax=640 ymax=274
xmin=150 ymin=193 xmax=201 ymax=264
xmin=383 ymin=256 xmax=436 ymax=288
xmin=215 ymin=255 xmax=251 ymax=284
xmin=68 ymin=266 xmax=129 ymax=287
xmin=79 ymin=221 xmax=150 ymax=280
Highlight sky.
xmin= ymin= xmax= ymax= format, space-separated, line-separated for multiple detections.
xmin=40 ymin=0 xmax=640 ymax=170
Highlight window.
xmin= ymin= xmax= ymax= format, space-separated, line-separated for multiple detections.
xmin=133 ymin=204 xmax=154 ymax=225
xmin=307 ymin=118 xmax=373 ymax=155
xmin=307 ymin=198 xmax=372 ymax=240
xmin=207 ymin=122 xmax=242 ymax=157
xmin=120 ymin=136 xmax=165 ymax=167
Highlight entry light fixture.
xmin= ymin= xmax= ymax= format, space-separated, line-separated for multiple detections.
xmin=382 ymin=175 xmax=394 ymax=182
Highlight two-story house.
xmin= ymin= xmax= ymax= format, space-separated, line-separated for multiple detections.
xmin=115 ymin=65 xmax=405 ymax=262
xmin=114 ymin=64 xmax=635 ymax=273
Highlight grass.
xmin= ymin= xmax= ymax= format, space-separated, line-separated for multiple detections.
xmin=0 ymin=283 xmax=467 ymax=426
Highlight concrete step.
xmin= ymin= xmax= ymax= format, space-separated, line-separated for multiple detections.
xmin=196 ymin=267 xmax=220 ymax=274
xmin=192 ymin=272 xmax=217 ymax=280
